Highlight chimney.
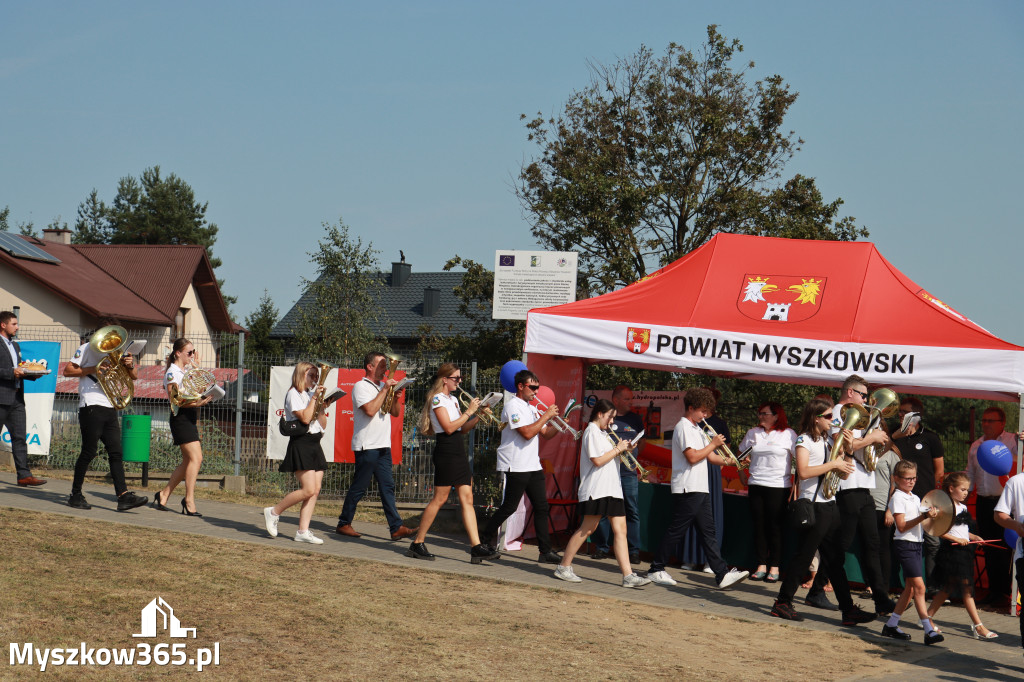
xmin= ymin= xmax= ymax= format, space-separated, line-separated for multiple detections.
xmin=423 ymin=287 xmax=440 ymax=317
xmin=42 ymin=227 xmax=72 ymax=245
xmin=391 ymin=261 xmax=411 ymax=288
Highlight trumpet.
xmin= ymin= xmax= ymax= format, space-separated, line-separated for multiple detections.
xmin=533 ymin=395 xmax=582 ymax=440
xmin=862 ymin=388 xmax=899 ymax=472
xmin=700 ymin=419 xmax=747 ymax=470
xmin=379 ymin=353 xmax=402 ymax=415
xmin=454 ymin=385 xmax=504 ymax=428
xmin=608 ymin=425 xmax=649 ymax=482
xmin=822 ymin=403 xmax=870 ymax=499
xmin=309 ymin=360 xmax=338 ymax=422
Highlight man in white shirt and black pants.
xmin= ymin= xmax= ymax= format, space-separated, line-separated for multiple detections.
xmin=478 ymin=369 xmax=562 ymax=563
xmin=993 ymin=469 xmax=1024 ymax=650
xmin=63 ymin=333 xmax=148 ymax=511
xmin=336 ymin=351 xmax=417 ymax=540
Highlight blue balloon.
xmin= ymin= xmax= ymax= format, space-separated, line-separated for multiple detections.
xmin=978 ymin=440 xmax=1013 ymax=476
xmin=499 ymin=360 xmax=528 ymax=393
xmin=1005 ymin=526 xmax=1019 ymax=551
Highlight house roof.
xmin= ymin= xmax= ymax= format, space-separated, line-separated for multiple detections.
xmin=0 ymin=235 xmax=241 ymax=333
xmin=273 ymin=268 xmax=491 ymax=340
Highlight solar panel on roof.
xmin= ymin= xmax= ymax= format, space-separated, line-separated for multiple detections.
xmin=0 ymin=231 xmax=61 ymax=264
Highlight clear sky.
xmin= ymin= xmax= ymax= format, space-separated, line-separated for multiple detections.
xmin=3 ymin=1 xmax=1022 ymax=344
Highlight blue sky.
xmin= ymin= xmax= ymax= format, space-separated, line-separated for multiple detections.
xmin=3 ymin=1 xmax=1022 ymax=345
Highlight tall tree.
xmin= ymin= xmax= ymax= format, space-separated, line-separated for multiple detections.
xmin=293 ymin=219 xmax=389 ymax=362
xmin=516 ymin=25 xmax=867 ymax=296
xmin=242 ymin=290 xmax=284 ymax=383
xmin=1 ymin=205 xmax=37 ymax=237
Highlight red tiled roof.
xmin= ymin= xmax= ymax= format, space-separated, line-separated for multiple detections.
xmin=55 ymin=362 xmax=245 ymax=400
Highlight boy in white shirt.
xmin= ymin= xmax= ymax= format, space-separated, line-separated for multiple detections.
xmin=646 ymin=387 xmax=748 ymax=590
xmin=883 ymin=460 xmax=942 ymax=645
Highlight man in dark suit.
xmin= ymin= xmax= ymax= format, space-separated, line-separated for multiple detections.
xmin=0 ymin=311 xmax=47 ymax=486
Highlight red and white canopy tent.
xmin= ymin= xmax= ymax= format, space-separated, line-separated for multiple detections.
xmin=524 ymin=233 xmax=1024 ymax=489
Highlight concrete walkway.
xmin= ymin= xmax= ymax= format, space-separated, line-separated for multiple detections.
xmin=2 ymin=472 xmax=1022 ymax=680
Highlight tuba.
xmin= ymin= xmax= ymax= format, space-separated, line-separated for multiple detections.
xmin=169 ymin=356 xmax=217 ymax=417
xmin=89 ymin=325 xmax=135 ymax=410
xmin=379 ymin=353 xmax=403 ymax=415
xmin=309 ymin=360 xmax=338 ymax=422
xmin=822 ymin=403 xmax=870 ymax=499
xmin=862 ymin=388 xmax=900 ymax=472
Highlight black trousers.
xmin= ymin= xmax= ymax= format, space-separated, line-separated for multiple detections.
xmin=482 ymin=470 xmax=552 ymax=554
xmin=812 ymin=489 xmax=889 ymax=612
xmin=1016 ymin=557 xmax=1024 ymax=648
xmin=748 ymin=484 xmax=789 ymax=568
xmin=976 ymin=495 xmax=1011 ymax=597
xmin=72 ymin=405 xmax=127 ymax=496
xmin=650 ymin=492 xmax=727 ymax=581
xmin=0 ymin=398 xmax=31 ymax=479
xmin=875 ymin=509 xmax=897 ymax=592
xmin=778 ymin=502 xmax=854 ymax=611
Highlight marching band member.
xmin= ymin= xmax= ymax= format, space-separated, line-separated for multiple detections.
xmin=64 ymin=330 xmax=148 ymax=511
xmin=407 ymin=363 xmax=500 ymax=563
xmin=553 ymin=398 xmax=651 ymax=587
xmin=478 ymin=368 xmax=561 ymax=563
xmin=153 ymin=338 xmax=213 ymax=517
xmin=264 ymin=362 xmax=327 ymax=544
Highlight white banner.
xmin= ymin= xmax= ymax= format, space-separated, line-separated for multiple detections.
xmin=265 ymin=366 xmax=337 ymax=461
xmin=526 ymin=312 xmax=1024 ymax=399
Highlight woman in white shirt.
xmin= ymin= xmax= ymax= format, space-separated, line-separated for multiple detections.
xmin=553 ymin=399 xmax=651 ymax=588
xmin=407 ymin=363 xmax=499 ymax=564
xmin=741 ymin=402 xmax=797 ymax=583
xmin=263 ymin=362 xmax=328 ymax=544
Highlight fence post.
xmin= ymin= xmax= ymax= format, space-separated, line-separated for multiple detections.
xmin=469 ymin=360 xmax=477 ymax=474
xmin=234 ymin=330 xmax=244 ymax=477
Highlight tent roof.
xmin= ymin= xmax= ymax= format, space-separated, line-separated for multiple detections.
xmin=524 ymin=234 xmax=1024 ymax=400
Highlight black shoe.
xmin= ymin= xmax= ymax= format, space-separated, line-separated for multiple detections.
xmin=841 ymin=606 xmax=876 ymax=626
xmin=881 ymin=624 xmax=911 ymax=640
xmin=770 ymin=600 xmax=804 ymax=621
xmin=924 ymin=630 xmax=944 ymax=646
xmin=875 ymin=597 xmax=897 ymax=616
xmin=590 ymin=549 xmax=610 ymax=560
xmin=470 ymin=543 xmax=500 ymax=564
xmin=406 ymin=542 xmax=435 ymax=561
xmin=538 ymin=551 xmax=562 ymax=564
xmin=181 ymin=499 xmax=203 ymax=517
xmin=117 ymin=491 xmax=148 ymax=512
xmin=68 ymin=493 xmax=91 ymax=510
xmin=805 ymin=591 xmax=838 ymax=611
xmin=152 ymin=490 xmax=172 ymax=512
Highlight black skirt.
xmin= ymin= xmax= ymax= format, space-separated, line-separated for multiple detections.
xmin=280 ymin=432 xmax=327 ymax=473
xmin=169 ymin=407 xmax=199 ymax=445
xmin=931 ymin=541 xmax=975 ymax=598
xmin=433 ymin=431 xmax=471 ymax=487
xmin=578 ymin=496 xmax=626 ymax=518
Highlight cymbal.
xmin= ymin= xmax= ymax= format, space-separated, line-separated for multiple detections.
xmin=920 ymin=489 xmax=954 ymax=536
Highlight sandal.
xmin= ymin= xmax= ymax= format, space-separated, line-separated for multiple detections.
xmin=751 ymin=570 xmax=767 ymax=581
xmin=765 ymin=572 xmax=780 ymax=583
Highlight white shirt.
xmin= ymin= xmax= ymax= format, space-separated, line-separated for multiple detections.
xmin=351 ymin=378 xmax=391 ymax=450
xmin=947 ymin=501 xmax=969 ymax=542
xmin=428 ymin=392 xmax=461 ymax=434
xmin=831 ymin=403 xmax=876 ymax=491
xmin=163 ymin=363 xmax=185 ymax=391
xmin=71 ymin=342 xmax=113 ymax=408
xmin=795 ymin=432 xmax=834 ymax=504
xmin=671 ymin=416 xmax=711 ymax=494
xmin=994 ymin=472 xmax=1024 ymax=562
xmin=285 ymin=386 xmax=323 ymax=435
xmin=578 ymin=422 xmax=624 ymax=501
xmin=741 ymin=427 xmax=796 ymax=488
xmin=890 ymin=489 xmax=923 ymax=543
xmin=496 ymin=395 xmax=542 ymax=472
xmin=967 ymin=432 xmax=1018 ymax=497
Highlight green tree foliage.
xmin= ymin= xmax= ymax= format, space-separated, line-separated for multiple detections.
xmin=242 ymin=290 xmax=284 ymax=383
xmin=293 ymin=219 xmax=389 ymax=363
xmin=516 ymin=25 xmax=868 ymax=296
xmin=1 ymin=205 xmax=37 ymax=237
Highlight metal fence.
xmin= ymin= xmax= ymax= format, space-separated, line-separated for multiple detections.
xmin=18 ymin=326 xmax=504 ymax=506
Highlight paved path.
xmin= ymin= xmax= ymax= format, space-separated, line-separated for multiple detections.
xmin=2 ymin=473 xmax=1022 ymax=680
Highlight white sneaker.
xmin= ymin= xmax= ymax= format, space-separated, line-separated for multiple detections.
xmin=553 ymin=565 xmax=582 ymax=583
xmin=717 ymin=568 xmax=749 ymax=590
xmin=648 ymin=570 xmax=677 ymax=586
xmin=294 ymin=530 xmax=324 ymax=545
xmin=703 ymin=564 xmax=715 ymax=574
xmin=263 ymin=507 xmax=279 ymax=537
xmin=622 ymin=573 xmax=652 ymax=588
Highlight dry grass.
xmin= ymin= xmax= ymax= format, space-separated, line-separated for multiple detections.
xmin=0 ymin=508 xmax=914 ymax=681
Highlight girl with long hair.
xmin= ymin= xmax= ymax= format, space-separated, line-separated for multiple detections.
xmin=407 ymin=363 xmax=499 ymax=563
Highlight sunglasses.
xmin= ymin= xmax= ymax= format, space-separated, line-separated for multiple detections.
xmin=447 ymin=375 xmax=462 ymax=382
xmin=817 ymin=413 xmax=832 ymax=419
xmin=526 ymin=384 xmax=541 ymax=391
xmin=186 ymin=350 xmax=196 ymax=356
xmin=853 ymin=389 xmax=868 ymax=399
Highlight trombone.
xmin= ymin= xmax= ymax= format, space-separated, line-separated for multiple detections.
xmin=454 ymin=385 xmax=504 ymax=429
xmin=607 ymin=424 xmax=649 ymax=482
xmin=699 ymin=419 xmax=748 ymax=470
xmin=532 ymin=395 xmax=582 ymax=440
